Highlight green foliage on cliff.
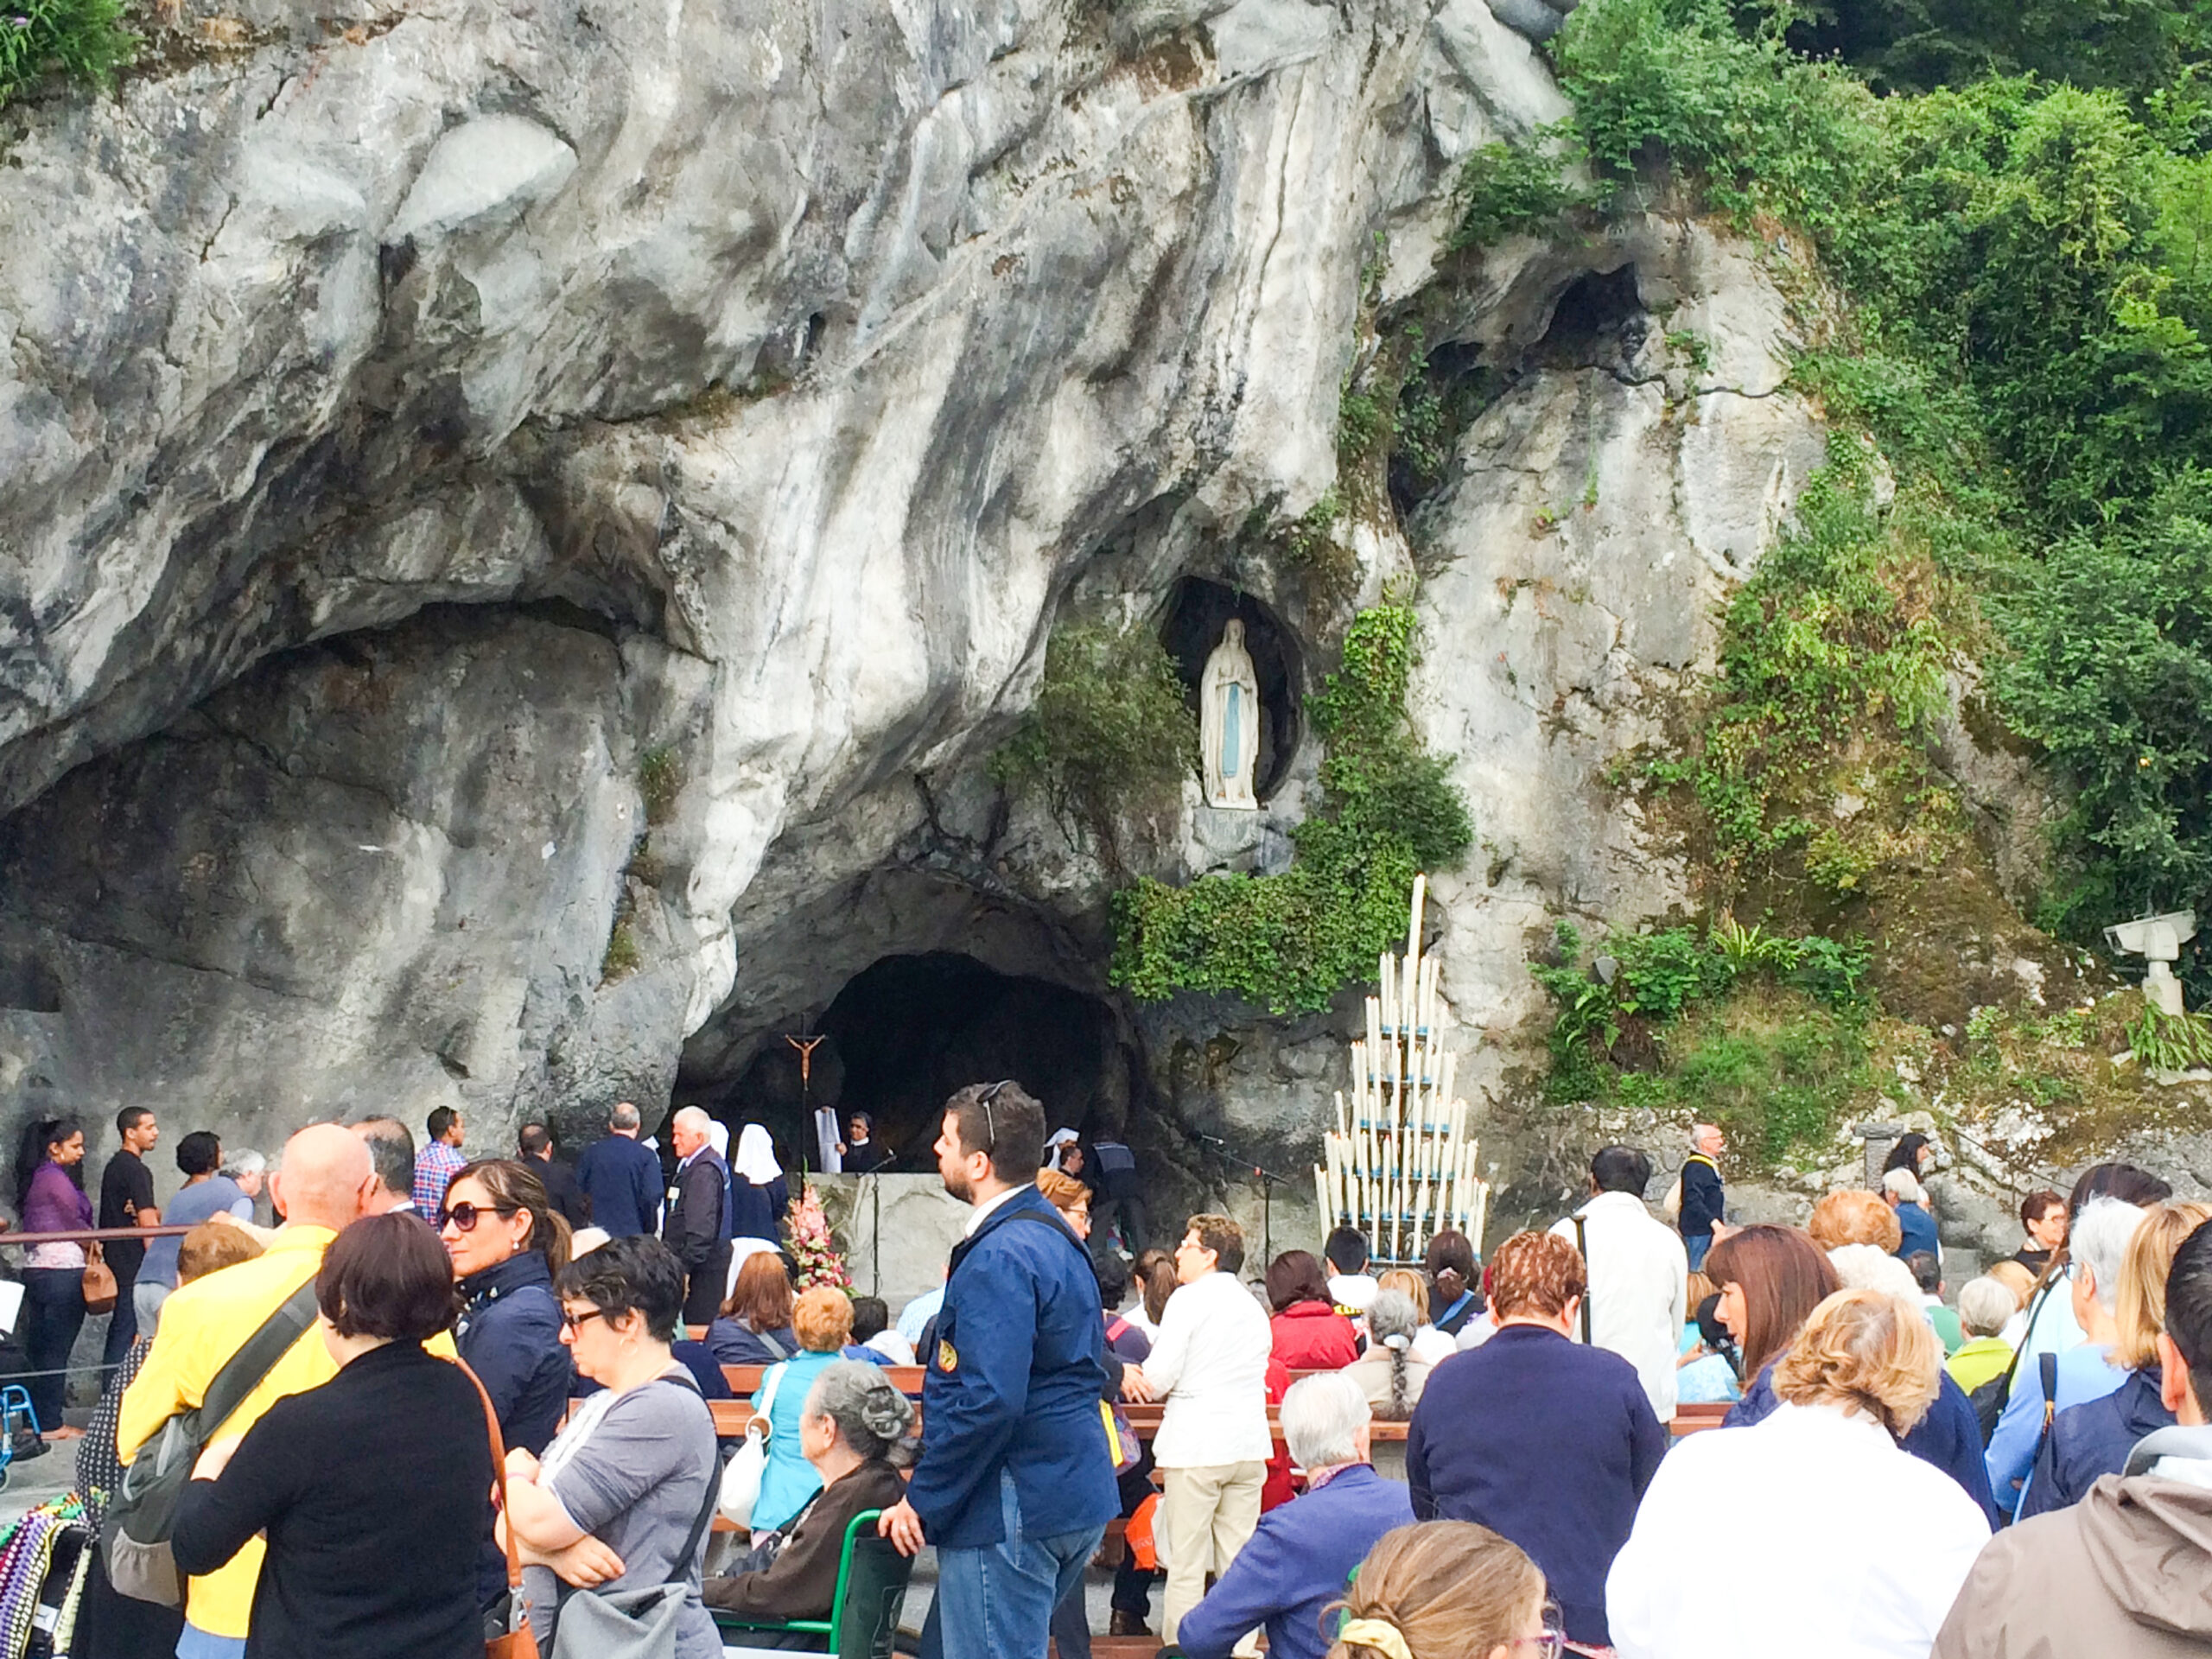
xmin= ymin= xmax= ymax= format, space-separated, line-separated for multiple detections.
xmin=1535 ymin=918 xmax=1876 ymax=1160
xmin=992 ymin=622 xmax=1195 ymax=861
xmin=0 ymin=0 xmax=130 ymax=107
xmin=1111 ymin=604 xmax=1473 ymax=1012
xmin=1552 ymin=0 xmax=2212 ymax=939
xmin=1451 ymin=137 xmax=1586 ymax=248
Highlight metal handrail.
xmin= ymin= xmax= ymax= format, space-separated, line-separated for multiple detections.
xmin=0 ymin=1225 xmax=199 ymax=1246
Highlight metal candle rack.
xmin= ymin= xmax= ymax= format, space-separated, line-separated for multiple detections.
xmin=1314 ymin=874 xmax=1491 ymax=1266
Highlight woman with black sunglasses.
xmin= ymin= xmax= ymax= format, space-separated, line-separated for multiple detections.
xmin=442 ymin=1158 xmax=578 ymax=1611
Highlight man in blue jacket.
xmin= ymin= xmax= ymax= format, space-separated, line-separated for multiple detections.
xmin=879 ymin=1081 xmax=1117 ymax=1659
xmin=1173 ymin=1373 xmax=1413 ymax=1659
xmin=573 ymin=1101 xmax=663 ymax=1236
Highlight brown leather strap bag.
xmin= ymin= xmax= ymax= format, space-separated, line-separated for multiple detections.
xmin=81 ymin=1243 xmax=118 ymax=1315
xmin=455 ymin=1357 xmax=543 ymax=1659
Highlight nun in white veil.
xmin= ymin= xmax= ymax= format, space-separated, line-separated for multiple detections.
xmin=727 ymin=1123 xmax=791 ymax=1249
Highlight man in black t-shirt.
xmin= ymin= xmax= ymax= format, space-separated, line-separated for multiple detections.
xmin=98 ymin=1106 xmax=162 ymax=1364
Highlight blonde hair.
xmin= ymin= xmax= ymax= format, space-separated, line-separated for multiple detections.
xmin=1036 ymin=1168 xmax=1090 ymax=1214
xmin=793 ymin=1284 xmax=855 ymax=1353
xmin=1772 ymin=1288 xmax=1941 ymax=1438
xmin=1376 ymin=1268 xmax=1430 ymax=1321
xmin=1987 ymin=1260 xmax=2036 ymax=1307
xmin=1325 ymin=1521 xmax=1543 ymax=1659
xmin=2114 ymin=1199 xmax=2212 ymax=1370
xmin=1809 ymin=1190 xmax=1903 ymax=1255
xmin=178 ymin=1219 xmax=263 ymax=1283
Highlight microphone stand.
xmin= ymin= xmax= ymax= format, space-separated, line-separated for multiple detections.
xmin=1194 ymin=1134 xmax=1300 ymax=1265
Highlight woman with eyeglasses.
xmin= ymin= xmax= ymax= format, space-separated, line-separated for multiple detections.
xmin=501 ymin=1234 xmax=722 ymax=1659
xmin=1330 ymin=1519 xmax=1559 ymax=1659
xmin=442 ymin=1159 xmax=576 ymax=1615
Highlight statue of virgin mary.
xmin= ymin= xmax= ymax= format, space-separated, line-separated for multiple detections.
xmin=1200 ymin=620 xmax=1261 ymax=810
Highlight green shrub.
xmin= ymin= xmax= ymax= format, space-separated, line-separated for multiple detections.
xmin=1111 ymin=604 xmax=1473 ymax=1012
xmin=2126 ymin=999 xmax=2212 ymax=1071
xmin=993 ymin=621 xmax=1195 ymax=861
xmin=1449 ymin=135 xmax=1585 ymax=250
xmin=0 ymin=0 xmax=131 ymax=107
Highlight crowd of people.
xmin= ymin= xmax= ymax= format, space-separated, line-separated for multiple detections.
xmin=1 ymin=1094 xmax=2208 ymax=1659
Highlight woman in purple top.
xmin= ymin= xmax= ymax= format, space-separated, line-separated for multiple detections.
xmin=16 ymin=1116 xmax=92 ymax=1440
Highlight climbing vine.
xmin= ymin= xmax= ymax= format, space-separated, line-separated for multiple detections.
xmin=1109 ymin=603 xmax=1473 ymax=1012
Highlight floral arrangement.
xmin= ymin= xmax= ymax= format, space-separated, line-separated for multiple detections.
xmin=785 ymin=1181 xmax=852 ymax=1292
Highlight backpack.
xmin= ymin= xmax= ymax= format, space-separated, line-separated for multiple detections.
xmin=103 ymin=1276 xmax=321 ymax=1605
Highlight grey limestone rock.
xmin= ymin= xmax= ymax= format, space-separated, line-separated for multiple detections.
xmin=0 ymin=0 xmax=1864 ymax=1235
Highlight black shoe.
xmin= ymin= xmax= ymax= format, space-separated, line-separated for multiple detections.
xmin=11 ymin=1427 xmax=48 ymax=1462
xmin=1109 ymin=1611 xmax=1148 ymax=1637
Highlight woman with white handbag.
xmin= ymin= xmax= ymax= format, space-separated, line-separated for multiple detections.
xmin=730 ymin=1287 xmax=855 ymax=1537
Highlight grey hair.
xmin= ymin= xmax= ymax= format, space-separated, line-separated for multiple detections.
xmin=610 ymin=1102 xmax=641 ymax=1131
xmin=221 ymin=1148 xmax=266 ymax=1179
xmin=1281 ymin=1372 xmax=1370 ymax=1471
xmin=2073 ymin=1197 xmax=2146 ymax=1313
xmin=1957 ymin=1276 xmax=2017 ymax=1338
xmin=672 ymin=1105 xmax=712 ymax=1133
xmin=804 ymin=1359 xmax=917 ymax=1466
xmin=1881 ymin=1167 xmax=1927 ymax=1205
xmin=1368 ymin=1289 xmax=1421 ymax=1421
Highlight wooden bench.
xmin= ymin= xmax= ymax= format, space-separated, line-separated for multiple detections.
xmin=701 ymin=1399 xmax=1409 ymax=1443
xmin=1670 ymin=1401 xmax=1731 ymax=1436
xmin=721 ymin=1363 xmax=928 ymax=1396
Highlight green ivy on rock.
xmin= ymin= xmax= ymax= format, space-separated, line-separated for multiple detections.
xmin=1110 ymin=604 xmax=1473 ymax=1013
xmin=1 ymin=0 xmax=130 ymax=108
xmin=990 ymin=621 xmax=1194 ymax=865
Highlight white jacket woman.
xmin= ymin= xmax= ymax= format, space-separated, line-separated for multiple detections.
xmin=1607 ymin=1289 xmax=1990 ymax=1659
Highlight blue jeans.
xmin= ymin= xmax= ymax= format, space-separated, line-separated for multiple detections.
xmin=1686 ymin=1232 xmax=1712 ymax=1271
xmin=177 ymin=1625 xmax=247 ymax=1659
xmin=922 ymin=1471 xmax=1105 ymax=1659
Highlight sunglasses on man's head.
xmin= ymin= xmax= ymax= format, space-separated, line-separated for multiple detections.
xmin=438 ymin=1200 xmax=518 ymax=1232
xmin=976 ymin=1079 xmax=1015 ymax=1152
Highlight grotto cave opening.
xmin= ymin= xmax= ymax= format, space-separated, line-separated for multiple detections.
xmin=714 ymin=950 xmax=1146 ymax=1171
xmin=1159 ymin=576 xmax=1302 ymax=801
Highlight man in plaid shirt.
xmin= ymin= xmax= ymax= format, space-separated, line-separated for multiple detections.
xmin=413 ymin=1107 xmax=468 ymax=1214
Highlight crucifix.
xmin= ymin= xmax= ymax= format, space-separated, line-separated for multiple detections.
xmin=786 ymin=1033 xmax=836 ymax=1173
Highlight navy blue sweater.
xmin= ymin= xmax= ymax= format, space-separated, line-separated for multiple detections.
xmin=574 ymin=1134 xmax=664 ymax=1237
xmin=1407 ymin=1325 xmax=1664 ymax=1646
xmin=1728 ymin=1362 xmax=1999 ymax=1525
xmin=2021 ymin=1366 xmax=2175 ymax=1519
xmin=908 ymin=1189 xmax=1118 ymax=1551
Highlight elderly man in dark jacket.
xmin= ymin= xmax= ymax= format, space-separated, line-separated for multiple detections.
xmin=1174 ymin=1373 xmax=1413 ymax=1659
xmin=877 ymin=1082 xmax=1117 ymax=1659
xmin=1935 ymin=1220 xmax=2212 ymax=1657
xmin=663 ymin=1106 xmax=734 ymax=1325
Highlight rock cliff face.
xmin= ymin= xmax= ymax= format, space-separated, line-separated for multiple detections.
xmin=0 ymin=0 xmax=1822 ymax=1216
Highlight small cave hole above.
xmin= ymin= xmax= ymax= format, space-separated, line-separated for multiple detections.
xmin=723 ymin=952 xmax=1140 ymax=1166
xmin=0 ymin=953 xmax=61 ymax=1014
xmin=1534 ymin=264 xmax=1648 ymax=374
xmin=1159 ymin=578 xmax=1302 ymax=801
